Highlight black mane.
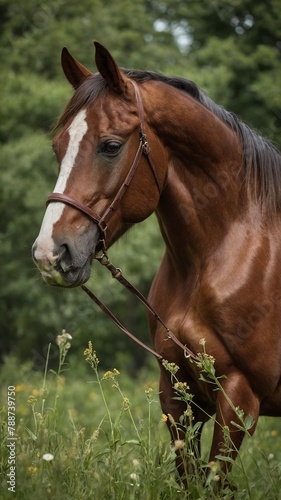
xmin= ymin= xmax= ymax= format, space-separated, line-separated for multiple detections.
xmin=124 ymin=69 xmax=281 ymax=213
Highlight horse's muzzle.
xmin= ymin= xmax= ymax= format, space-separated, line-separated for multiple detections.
xmin=32 ymin=225 xmax=100 ymax=287
xmin=32 ymin=241 xmax=92 ymax=287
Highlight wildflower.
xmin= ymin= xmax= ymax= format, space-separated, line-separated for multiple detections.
xmin=42 ymin=453 xmax=54 ymax=462
xmin=271 ymin=430 xmax=277 ymax=437
xmin=235 ymin=406 xmax=244 ymax=420
xmin=207 ymin=461 xmax=219 ymax=473
xmin=174 ymin=381 xmax=188 ymax=391
xmin=35 ymin=411 xmax=43 ymax=424
xmin=129 ymin=472 xmax=140 ymax=487
xmin=32 ymin=389 xmax=39 ymax=397
xmin=199 ymin=338 xmax=206 ymax=347
xmin=102 ymin=368 xmax=120 ymax=380
xmin=162 ymin=413 xmax=168 ymax=422
xmin=174 ymin=381 xmax=191 ymax=398
xmin=27 ymin=394 xmax=37 ymax=405
xmin=145 ymin=387 xmax=154 ymax=402
xmin=145 ymin=387 xmax=153 ymax=395
xmin=174 ymin=440 xmax=185 ymax=450
xmin=27 ymin=466 xmax=37 ymax=474
xmin=56 ymin=329 xmax=72 ymax=346
xmin=84 ymin=341 xmax=99 ymax=366
xmin=162 ymin=360 xmax=180 ymax=376
xmin=168 ymin=413 xmax=176 ymax=425
xmin=91 ymin=429 xmax=100 ymax=441
xmin=196 ymin=352 xmax=216 ymax=372
xmin=184 ymin=405 xmax=193 ymax=418
xmin=15 ymin=384 xmax=25 ymax=392
xmin=122 ymin=397 xmax=130 ymax=410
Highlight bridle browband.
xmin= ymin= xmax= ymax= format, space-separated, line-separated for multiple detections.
xmin=46 ymin=80 xmax=200 ymax=364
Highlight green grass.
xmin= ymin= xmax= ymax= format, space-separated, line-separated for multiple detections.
xmin=1 ymin=334 xmax=281 ymax=499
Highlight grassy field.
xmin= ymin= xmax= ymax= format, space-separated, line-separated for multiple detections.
xmin=1 ymin=333 xmax=281 ymax=499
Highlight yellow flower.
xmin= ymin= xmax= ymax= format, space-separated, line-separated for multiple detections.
xmin=15 ymin=384 xmax=25 ymax=393
xmin=89 ymin=391 xmax=98 ymax=400
xmin=184 ymin=405 xmax=193 ymax=418
xmin=162 ymin=360 xmax=179 ymax=375
xmin=84 ymin=341 xmax=99 ymax=365
xmin=162 ymin=413 xmax=168 ymax=422
xmin=271 ymin=430 xmax=277 ymax=437
xmin=102 ymin=368 xmax=120 ymax=380
xmin=27 ymin=466 xmax=37 ymax=474
xmin=122 ymin=397 xmax=130 ymax=410
xmin=27 ymin=395 xmax=37 ymax=405
xmin=32 ymin=389 xmax=39 ymax=397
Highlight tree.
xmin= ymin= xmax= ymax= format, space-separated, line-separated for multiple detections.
xmin=0 ymin=0 xmax=179 ymax=370
xmin=148 ymin=0 xmax=281 ymax=146
xmin=1 ymin=0 xmax=280 ymax=370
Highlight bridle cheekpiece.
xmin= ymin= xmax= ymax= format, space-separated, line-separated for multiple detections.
xmin=46 ymin=80 xmax=200 ymax=363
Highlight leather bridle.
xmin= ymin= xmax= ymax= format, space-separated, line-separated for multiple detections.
xmin=47 ymin=80 xmax=160 ymax=248
xmin=46 ymin=81 xmax=200 ymax=363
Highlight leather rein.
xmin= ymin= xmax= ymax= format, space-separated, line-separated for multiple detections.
xmin=47 ymin=80 xmax=200 ymax=364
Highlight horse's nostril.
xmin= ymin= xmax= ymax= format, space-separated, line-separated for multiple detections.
xmin=56 ymin=259 xmax=71 ymax=274
xmin=55 ymin=244 xmax=74 ymax=273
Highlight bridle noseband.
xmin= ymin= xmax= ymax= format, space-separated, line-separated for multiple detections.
xmin=47 ymin=80 xmax=160 ymax=251
xmin=46 ymin=81 xmax=200 ymax=363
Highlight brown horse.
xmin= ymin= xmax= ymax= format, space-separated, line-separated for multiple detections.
xmin=33 ymin=41 xmax=281 ymax=477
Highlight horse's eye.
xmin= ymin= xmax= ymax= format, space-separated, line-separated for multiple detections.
xmin=100 ymin=140 xmax=122 ymax=156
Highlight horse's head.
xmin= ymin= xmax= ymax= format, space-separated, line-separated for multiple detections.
xmin=32 ymin=42 xmax=166 ymax=287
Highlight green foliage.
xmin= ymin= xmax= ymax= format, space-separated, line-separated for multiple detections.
xmin=1 ymin=344 xmax=281 ymax=498
xmin=0 ymin=0 xmax=280 ymax=370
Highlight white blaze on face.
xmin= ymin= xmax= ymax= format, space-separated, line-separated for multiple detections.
xmin=35 ymin=109 xmax=88 ymax=255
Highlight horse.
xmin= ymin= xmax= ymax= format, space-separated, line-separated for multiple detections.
xmin=32 ymin=41 xmax=281 ymax=480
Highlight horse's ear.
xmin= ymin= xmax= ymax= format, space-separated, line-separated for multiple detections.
xmin=94 ymin=41 xmax=127 ymax=94
xmin=61 ymin=47 xmax=92 ymax=89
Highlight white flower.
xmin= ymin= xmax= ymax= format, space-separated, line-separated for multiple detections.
xmin=62 ymin=330 xmax=72 ymax=339
xmin=174 ymin=439 xmax=185 ymax=450
xmin=129 ymin=472 xmax=140 ymax=487
xmin=42 ymin=453 xmax=54 ymax=462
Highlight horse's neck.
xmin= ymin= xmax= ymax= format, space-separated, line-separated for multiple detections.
xmin=146 ymin=84 xmax=243 ymax=272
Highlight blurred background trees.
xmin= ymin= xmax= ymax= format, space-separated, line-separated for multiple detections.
xmin=1 ymin=0 xmax=280 ymax=372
